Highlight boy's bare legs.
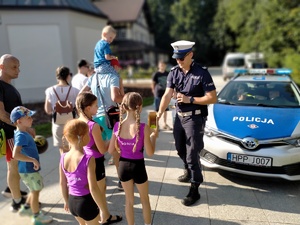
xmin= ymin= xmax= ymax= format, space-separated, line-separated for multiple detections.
xmin=30 ymin=191 xmax=40 ymax=214
xmin=7 ymin=159 xmax=21 ymax=200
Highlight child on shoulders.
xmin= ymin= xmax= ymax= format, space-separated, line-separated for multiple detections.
xmin=94 ymin=25 xmax=124 ymax=94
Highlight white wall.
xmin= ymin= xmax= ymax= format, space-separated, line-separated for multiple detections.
xmin=0 ymin=9 xmax=107 ymax=103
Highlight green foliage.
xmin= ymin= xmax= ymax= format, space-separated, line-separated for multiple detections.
xmin=34 ymin=122 xmax=52 ymax=138
xmin=143 ymin=97 xmax=154 ymax=107
xmin=148 ymin=0 xmax=300 ymax=68
xmin=119 ymin=66 xmax=154 ymax=79
xmin=169 ymin=0 xmax=218 ymax=64
xmin=147 ymin=0 xmax=175 ymax=50
xmin=284 ymin=53 xmax=300 ymax=83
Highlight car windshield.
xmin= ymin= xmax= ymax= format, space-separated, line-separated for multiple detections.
xmin=218 ymin=80 xmax=300 ymax=107
xmin=227 ymin=58 xmax=245 ymax=67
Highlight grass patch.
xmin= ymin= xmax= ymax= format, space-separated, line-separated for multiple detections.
xmin=143 ymin=97 xmax=154 ymax=107
xmin=33 ymin=123 xmax=52 ymax=138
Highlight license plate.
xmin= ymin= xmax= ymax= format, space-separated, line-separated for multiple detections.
xmin=227 ymin=153 xmax=272 ymax=167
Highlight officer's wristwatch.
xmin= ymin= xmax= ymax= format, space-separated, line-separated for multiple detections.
xmin=189 ymin=96 xmax=194 ymax=104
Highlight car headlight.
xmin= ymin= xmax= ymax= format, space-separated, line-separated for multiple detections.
xmin=204 ymin=127 xmax=218 ymax=137
xmin=285 ymin=138 xmax=300 ymax=147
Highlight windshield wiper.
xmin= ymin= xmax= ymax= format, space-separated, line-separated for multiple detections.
xmin=218 ymin=100 xmax=236 ymax=105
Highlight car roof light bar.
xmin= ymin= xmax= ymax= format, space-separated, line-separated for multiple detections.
xmin=234 ymin=68 xmax=292 ymax=75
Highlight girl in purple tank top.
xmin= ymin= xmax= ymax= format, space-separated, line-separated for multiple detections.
xmin=59 ymin=119 xmax=101 ymax=224
xmin=75 ymin=92 xmax=122 ymax=224
xmin=108 ymin=92 xmax=158 ymax=225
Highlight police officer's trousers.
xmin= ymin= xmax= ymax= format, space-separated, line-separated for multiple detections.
xmin=173 ymin=113 xmax=206 ymax=184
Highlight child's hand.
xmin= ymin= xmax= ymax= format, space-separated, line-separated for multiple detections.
xmin=64 ymin=202 xmax=69 ymax=212
xmin=32 ymin=159 xmax=40 ymax=170
xmin=150 ymin=127 xmax=159 ymax=138
xmin=113 ymin=65 xmax=121 ymax=72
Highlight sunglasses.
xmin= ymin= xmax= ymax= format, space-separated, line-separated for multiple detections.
xmin=177 ymin=51 xmax=191 ymax=61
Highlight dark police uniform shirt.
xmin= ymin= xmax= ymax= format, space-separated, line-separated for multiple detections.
xmin=166 ymin=62 xmax=216 ymax=117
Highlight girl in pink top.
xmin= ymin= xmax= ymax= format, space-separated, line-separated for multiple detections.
xmin=59 ymin=119 xmax=102 ymax=225
xmin=108 ymin=92 xmax=157 ymax=225
xmin=76 ymin=92 xmax=122 ymax=224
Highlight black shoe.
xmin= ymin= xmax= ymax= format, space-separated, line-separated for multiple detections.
xmin=177 ymin=169 xmax=191 ymax=183
xmin=181 ymin=183 xmax=201 ymax=206
xmin=117 ymin=180 xmax=124 ymax=191
xmin=10 ymin=196 xmax=26 ymax=212
xmin=2 ymin=187 xmax=28 ymax=198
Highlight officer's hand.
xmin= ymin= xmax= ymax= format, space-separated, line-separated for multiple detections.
xmin=176 ymin=93 xmax=188 ymax=104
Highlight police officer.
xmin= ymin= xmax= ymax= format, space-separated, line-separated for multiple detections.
xmin=157 ymin=40 xmax=217 ymax=206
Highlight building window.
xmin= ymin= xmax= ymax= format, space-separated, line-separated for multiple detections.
xmin=117 ymin=29 xmax=126 ymax=40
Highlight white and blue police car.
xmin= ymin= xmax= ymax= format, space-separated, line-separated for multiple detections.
xmin=201 ymin=68 xmax=300 ymax=181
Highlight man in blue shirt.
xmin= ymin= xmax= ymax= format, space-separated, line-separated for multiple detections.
xmin=157 ymin=40 xmax=217 ymax=206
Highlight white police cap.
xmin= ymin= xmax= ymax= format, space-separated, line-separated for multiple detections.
xmin=171 ymin=40 xmax=195 ymax=59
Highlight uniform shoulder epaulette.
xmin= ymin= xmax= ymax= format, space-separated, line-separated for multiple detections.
xmin=194 ymin=61 xmax=207 ymax=70
xmin=170 ymin=65 xmax=179 ymax=71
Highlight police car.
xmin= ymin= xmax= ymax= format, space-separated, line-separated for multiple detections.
xmin=201 ymin=68 xmax=300 ymax=181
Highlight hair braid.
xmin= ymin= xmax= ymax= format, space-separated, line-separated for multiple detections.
xmin=132 ymin=106 xmax=141 ymax=153
xmin=115 ymin=103 xmax=125 ymax=153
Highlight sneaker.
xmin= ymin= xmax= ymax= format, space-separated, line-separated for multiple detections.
xmin=163 ymin=124 xmax=172 ymax=130
xmin=2 ymin=186 xmax=28 ymax=198
xmin=18 ymin=205 xmax=33 ymax=217
xmin=117 ymin=180 xmax=124 ymax=191
xmin=32 ymin=212 xmax=53 ymax=224
xmin=10 ymin=196 xmax=26 ymax=212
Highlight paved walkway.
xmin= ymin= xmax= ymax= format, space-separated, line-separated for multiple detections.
xmin=0 ymin=106 xmax=300 ymax=225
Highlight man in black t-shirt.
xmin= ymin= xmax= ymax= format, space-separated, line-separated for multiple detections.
xmin=151 ymin=60 xmax=172 ymax=130
xmin=0 ymin=54 xmax=33 ymax=212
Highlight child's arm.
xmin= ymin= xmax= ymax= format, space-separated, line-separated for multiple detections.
xmin=13 ymin=145 xmax=40 ymax=170
xmin=108 ymin=133 xmax=117 ymax=155
xmin=44 ymin=96 xmax=52 ymax=115
xmin=59 ymin=163 xmax=69 ymax=212
xmin=144 ymin=124 xmax=157 ymax=157
xmin=105 ymin=54 xmax=117 ymax=61
xmin=92 ymin=123 xmax=108 ymax=154
xmin=87 ymin=157 xmax=107 ymax=211
xmin=119 ymin=77 xmax=125 ymax=96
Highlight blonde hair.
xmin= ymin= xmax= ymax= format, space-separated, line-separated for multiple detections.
xmin=102 ymin=25 xmax=116 ymax=38
xmin=115 ymin=92 xmax=143 ymax=153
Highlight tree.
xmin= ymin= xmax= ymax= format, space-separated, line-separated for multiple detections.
xmin=169 ymin=0 xmax=218 ymax=65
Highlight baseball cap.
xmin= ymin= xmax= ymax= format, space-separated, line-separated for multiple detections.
xmin=171 ymin=40 xmax=195 ymax=59
xmin=10 ymin=106 xmax=36 ymax=124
